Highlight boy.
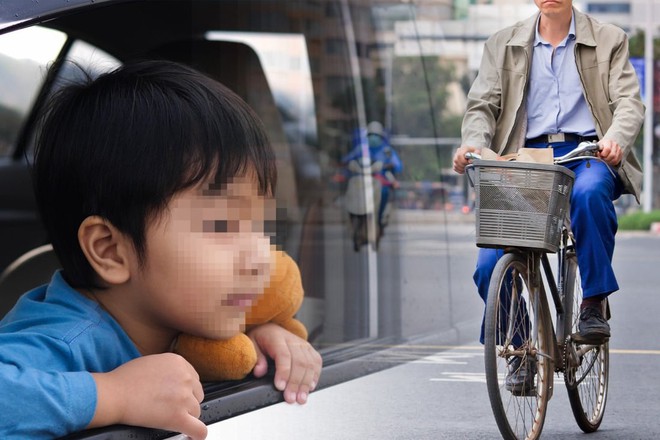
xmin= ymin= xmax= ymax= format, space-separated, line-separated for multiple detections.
xmin=0 ymin=60 xmax=322 ymax=439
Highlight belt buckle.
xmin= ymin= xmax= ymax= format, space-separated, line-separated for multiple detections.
xmin=547 ymin=133 xmax=565 ymax=143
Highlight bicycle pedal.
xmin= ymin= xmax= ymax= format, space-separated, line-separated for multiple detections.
xmin=507 ymin=386 xmax=537 ymax=397
xmin=570 ymin=332 xmax=609 ymax=345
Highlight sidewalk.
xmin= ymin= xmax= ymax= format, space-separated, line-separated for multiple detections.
xmin=392 ymin=208 xmax=660 ymax=236
xmin=391 ymin=208 xmax=475 ymax=225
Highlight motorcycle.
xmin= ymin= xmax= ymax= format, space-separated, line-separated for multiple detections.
xmin=344 ymin=158 xmax=386 ymax=252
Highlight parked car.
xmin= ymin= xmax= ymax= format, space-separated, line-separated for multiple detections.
xmin=0 ymin=1 xmax=474 ymax=438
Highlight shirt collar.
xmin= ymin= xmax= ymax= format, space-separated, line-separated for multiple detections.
xmin=533 ymin=12 xmax=576 ymax=47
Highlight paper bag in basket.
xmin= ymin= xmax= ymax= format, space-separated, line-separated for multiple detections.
xmin=481 ymin=147 xmax=553 ymax=164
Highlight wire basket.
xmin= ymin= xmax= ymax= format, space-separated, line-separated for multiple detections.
xmin=467 ymin=160 xmax=575 ymax=253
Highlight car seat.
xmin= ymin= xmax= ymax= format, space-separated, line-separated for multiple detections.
xmin=0 ymin=244 xmax=60 ymax=318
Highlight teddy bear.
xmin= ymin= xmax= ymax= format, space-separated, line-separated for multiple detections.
xmin=172 ymin=248 xmax=308 ymax=381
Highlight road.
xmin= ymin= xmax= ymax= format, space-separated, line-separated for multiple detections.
xmin=173 ymin=213 xmax=660 ymax=439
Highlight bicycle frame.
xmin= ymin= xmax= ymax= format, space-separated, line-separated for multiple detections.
xmin=526 ymin=224 xmax=605 ymax=385
xmin=497 ymin=226 xmax=574 ymax=394
xmin=538 ymin=228 xmax=573 ymax=374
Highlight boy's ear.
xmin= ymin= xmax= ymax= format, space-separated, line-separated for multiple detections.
xmin=78 ymin=216 xmax=133 ymax=285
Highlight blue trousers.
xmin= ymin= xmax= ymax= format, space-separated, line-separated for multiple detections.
xmin=378 ymin=185 xmax=392 ymax=227
xmin=473 ymin=142 xmax=623 ymax=343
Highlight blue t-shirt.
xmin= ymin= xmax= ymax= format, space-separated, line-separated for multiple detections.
xmin=0 ymin=271 xmax=141 ymax=438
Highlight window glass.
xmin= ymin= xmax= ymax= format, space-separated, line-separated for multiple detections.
xmin=0 ymin=26 xmax=66 ymax=156
xmin=588 ymin=3 xmax=631 ymax=14
xmin=65 ymin=40 xmax=121 ymax=78
xmin=182 ymin=0 xmax=470 ymax=347
xmin=42 ymin=40 xmax=121 ymax=107
xmin=0 ymin=0 xmax=475 ymax=353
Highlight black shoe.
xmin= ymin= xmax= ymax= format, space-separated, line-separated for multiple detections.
xmin=575 ymin=305 xmax=610 ymax=344
xmin=505 ymin=356 xmax=536 ymax=396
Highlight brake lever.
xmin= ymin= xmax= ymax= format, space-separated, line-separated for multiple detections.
xmin=555 ymin=141 xmax=600 ymax=162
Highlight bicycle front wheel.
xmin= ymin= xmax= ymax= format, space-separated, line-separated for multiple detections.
xmin=484 ymin=252 xmax=551 ymax=440
xmin=563 ymin=253 xmax=609 ymax=432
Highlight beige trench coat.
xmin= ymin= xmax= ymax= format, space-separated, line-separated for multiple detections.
xmin=461 ymin=8 xmax=645 ymax=201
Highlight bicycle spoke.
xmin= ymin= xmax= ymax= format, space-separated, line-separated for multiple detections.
xmin=485 ymin=253 xmax=550 ymax=440
xmin=563 ymin=254 xmax=609 ymax=432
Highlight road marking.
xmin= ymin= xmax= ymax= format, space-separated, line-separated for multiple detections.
xmin=417 ymin=345 xmax=660 ymax=355
xmin=429 ymin=372 xmax=489 ymax=383
xmin=422 ymin=347 xmax=660 ymax=384
xmin=412 ymin=353 xmax=474 ymax=365
xmin=610 ymin=348 xmax=660 ymax=355
xmin=383 ymin=344 xmax=660 ymax=356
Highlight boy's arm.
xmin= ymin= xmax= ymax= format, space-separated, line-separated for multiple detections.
xmin=0 ymin=363 xmax=96 ymax=438
xmin=247 ymin=323 xmax=322 ymax=404
xmin=90 ymin=353 xmax=207 ymax=440
xmin=0 ymin=354 xmax=207 ymax=439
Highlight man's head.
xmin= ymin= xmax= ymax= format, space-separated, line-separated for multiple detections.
xmin=33 ymin=60 xmax=277 ymax=290
xmin=366 ymin=121 xmax=386 ymax=148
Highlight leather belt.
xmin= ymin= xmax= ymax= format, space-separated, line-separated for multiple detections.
xmin=526 ymin=133 xmax=598 ymax=144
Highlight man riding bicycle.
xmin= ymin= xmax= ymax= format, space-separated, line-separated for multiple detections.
xmin=453 ymin=0 xmax=644 ymax=391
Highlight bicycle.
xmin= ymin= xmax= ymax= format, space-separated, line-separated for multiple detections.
xmin=465 ymin=142 xmax=611 ymax=440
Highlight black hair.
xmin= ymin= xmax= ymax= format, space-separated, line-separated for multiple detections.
xmin=33 ymin=59 xmax=277 ymax=288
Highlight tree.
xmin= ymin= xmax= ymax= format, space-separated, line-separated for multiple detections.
xmin=390 ymin=55 xmax=460 ymax=138
xmin=628 ymin=29 xmax=660 ymax=58
xmin=389 ymin=55 xmax=463 ymax=181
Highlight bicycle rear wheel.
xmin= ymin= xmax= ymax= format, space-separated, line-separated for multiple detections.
xmin=484 ymin=252 xmax=552 ymax=440
xmin=563 ymin=253 xmax=609 ymax=432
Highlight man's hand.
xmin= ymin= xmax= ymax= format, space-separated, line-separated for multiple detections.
xmin=90 ymin=353 xmax=207 ymax=440
xmin=248 ymin=323 xmax=322 ymax=405
xmin=453 ymin=146 xmax=481 ymax=174
xmin=598 ymin=139 xmax=623 ymax=166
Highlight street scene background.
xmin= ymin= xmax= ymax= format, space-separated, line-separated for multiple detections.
xmin=196 ymin=211 xmax=660 ymax=439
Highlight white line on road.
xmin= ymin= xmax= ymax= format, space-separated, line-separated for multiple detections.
xmin=430 ymin=372 xmax=488 ymax=383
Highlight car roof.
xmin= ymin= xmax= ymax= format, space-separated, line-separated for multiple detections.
xmin=0 ymin=0 xmax=121 ymax=33
xmin=0 ymin=0 xmax=273 ymax=64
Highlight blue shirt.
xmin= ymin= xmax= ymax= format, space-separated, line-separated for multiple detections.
xmin=526 ymin=13 xmax=597 ymax=139
xmin=0 ymin=271 xmax=141 ymax=438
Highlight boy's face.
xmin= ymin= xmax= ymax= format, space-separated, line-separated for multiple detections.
xmin=134 ymin=172 xmax=274 ymax=340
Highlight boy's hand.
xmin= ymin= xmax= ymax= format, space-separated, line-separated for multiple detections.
xmin=90 ymin=353 xmax=207 ymax=440
xmin=247 ymin=323 xmax=322 ymax=404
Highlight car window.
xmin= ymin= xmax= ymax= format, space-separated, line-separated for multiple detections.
xmin=0 ymin=27 xmax=120 ymax=160
xmin=0 ymin=30 xmax=122 ymax=274
xmin=0 ymin=0 xmax=464 ymax=361
xmin=0 ymin=26 xmax=66 ymax=157
xmin=0 ymin=0 xmax=484 ymax=437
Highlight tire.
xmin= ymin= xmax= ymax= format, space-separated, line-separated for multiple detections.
xmin=350 ymin=214 xmax=365 ymax=252
xmin=563 ymin=254 xmax=609 ymax=432
xmin=484 ymin=252 xmax=551 ymax=440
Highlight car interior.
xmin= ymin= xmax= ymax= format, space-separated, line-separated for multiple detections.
xmin=0 ymin=1 xmax=460 ymax=438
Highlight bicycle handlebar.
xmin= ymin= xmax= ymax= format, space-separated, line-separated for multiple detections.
xmin=554 ymin=141 xmax=600 ymax=163
xmin=464 ymin=140 xmax=616 ymax=181
xmin=463 ymin=141 xmax=601 ymax=165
